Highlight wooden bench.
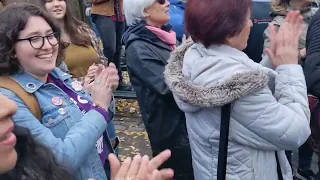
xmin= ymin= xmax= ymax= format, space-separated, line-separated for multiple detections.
xmin=114 ymin=90 xmax=137 ymax=99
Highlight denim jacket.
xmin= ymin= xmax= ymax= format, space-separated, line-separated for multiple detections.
xmin=0 ymin=68 xmax=116 ymax=180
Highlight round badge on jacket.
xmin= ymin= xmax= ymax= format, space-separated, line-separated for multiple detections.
xmin=51 ymin=97 xmax=63 ymax=106
xmin=58 ymin=108 xmax=66 ymax=115
xmin=71 ymin=80 xmax=83 ymax=92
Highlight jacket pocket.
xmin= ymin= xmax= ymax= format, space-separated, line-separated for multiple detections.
xmin=42 ymin=105 xmax=70 ymax=128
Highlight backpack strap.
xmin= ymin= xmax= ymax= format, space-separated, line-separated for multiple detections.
xmin=0 ymin=76 xmax=42 ymax=120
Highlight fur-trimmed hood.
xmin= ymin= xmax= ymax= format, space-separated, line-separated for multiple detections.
xmin=164 ymin=40 xmax=270 ymax=111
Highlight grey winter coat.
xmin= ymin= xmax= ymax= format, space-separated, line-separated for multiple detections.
xmin=164 ymin=40 xmax=311 ymax=180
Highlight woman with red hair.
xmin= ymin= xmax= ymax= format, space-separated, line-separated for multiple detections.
xmin=165 ymin=0 xmax=311 ymax=179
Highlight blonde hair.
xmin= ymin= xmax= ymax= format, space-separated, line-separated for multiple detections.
xmin=271 ymin=0 xmax=318 ymax=14
xmin=271 ymin=0 xmax=289 ymax=14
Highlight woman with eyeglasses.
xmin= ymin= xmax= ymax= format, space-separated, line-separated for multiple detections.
xmin=122 ymin=0 xmax=194 ymax=179
xmin=41 ymin=0 xmax=120 ymax=162
xmin=0 ymin=3 xmax=119 ymax=180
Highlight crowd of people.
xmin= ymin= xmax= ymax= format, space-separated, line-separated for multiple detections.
xmin=0 ymin=0 xmax=319 ymax=180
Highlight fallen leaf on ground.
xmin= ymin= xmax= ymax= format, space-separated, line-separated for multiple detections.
xmin=115 ymin=99 xmax=140 ymax=115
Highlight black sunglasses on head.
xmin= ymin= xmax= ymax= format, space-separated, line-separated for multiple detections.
xmin=157 ymin=0 xmax=166 ymax=4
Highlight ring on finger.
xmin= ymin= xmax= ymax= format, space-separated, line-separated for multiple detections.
xmin=126 ymin=178 xmax=136 ymax=180
xmin=95 ymin=79 xmax=101 ymax=84
xmin=126 ymin=175 xmax=144 ymax=180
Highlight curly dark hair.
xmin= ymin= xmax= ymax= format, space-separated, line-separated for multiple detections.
xmin=0 ymin=3 xmax=66 ymax=76
xmin=0 ymin=126 xmax=72 ymax=180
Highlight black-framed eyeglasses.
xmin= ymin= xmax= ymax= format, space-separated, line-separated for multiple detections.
xmin=16 ymin=32 xmax=60 ymax=49
xmin=157 ymin=0 xmax=166 ymax=4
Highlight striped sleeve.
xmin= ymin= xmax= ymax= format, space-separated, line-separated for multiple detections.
xmin=303 ymin=9 xmax=320 ymax=97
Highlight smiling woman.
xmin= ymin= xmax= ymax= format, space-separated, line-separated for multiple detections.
xmin=0 ymin=3 xmax=64 ymax=76
xmin=0 ymin=3 xmax=119 ymax=180
xmin=0 ymin=93 xmax=71 ymax=180
xmin=40 ymin=0 xmax=107 ymax=79
xmin=14 ymin=16 xmax=60 ymax=81
xmin=40 ymin=0 xmax=120 ymax=165
xmin=0 ymin=94 xmax=17 ymax=174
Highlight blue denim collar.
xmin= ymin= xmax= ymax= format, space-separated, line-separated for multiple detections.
xmin=10 ymin=68 xmax=72 ymax=93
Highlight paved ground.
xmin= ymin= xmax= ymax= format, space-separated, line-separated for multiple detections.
xmin=114 ymin=115 xmax=320 ymax=178
xmin=114 ymin=115 xmax=152 ymax=162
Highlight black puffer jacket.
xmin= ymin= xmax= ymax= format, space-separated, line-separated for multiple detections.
xmin=122 ymin=22 xmax=194 ymax=180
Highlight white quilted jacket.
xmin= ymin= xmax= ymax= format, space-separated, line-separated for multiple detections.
xmin=164 ymin=41 xmax=311 ymax=180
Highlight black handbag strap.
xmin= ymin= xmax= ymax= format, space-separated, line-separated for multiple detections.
xmin=217 ymin=104 xmax=283 ymax=180
xmin=276 ymin=152 xmax=284 ymax=180
xmin=217 ymin=103 xmax=231 ymax=180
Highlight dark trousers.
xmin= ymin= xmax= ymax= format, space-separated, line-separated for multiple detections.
xmin=92 ymin=15 xmax=125 ymax=81
xmin=286 ymin=140 xmax=314 ymax=171
xmin=152 ymin=133 xmax=194 ymax=180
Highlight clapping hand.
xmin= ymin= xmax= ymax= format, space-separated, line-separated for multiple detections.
xmin=300 ymin=48 xmax=306 ymax=59
xmin=83 ymin=63 xmax=103 ymax=93
xmin=264 ymin=11 xmax=304 ymax=68
xmin=105 ymin=63 xmax=119 ymax=92
xmin=109 ymin=150 xmax=174 ymax=180
xmin=84 ymin=63 xmax=119 ymax=94
xmin=90 ymin=63 xmax=119 ymax=111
